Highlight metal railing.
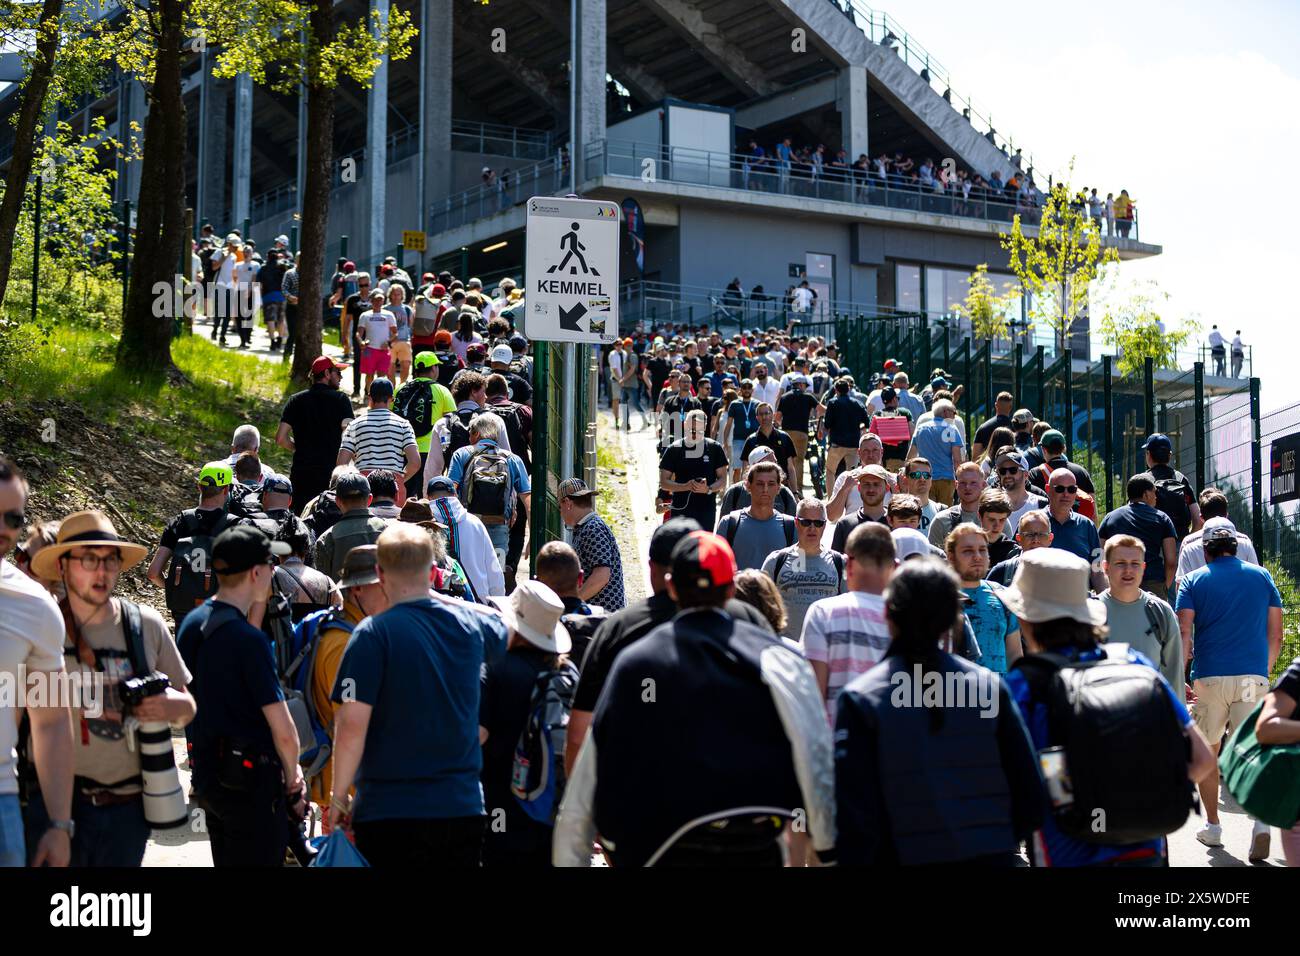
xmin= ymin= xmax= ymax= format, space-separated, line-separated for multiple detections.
xmin=427 ymin=154 xmax=567 ymax=235
xmin=828 ymin=0 xmax=1036 ymax=175
xmin=450 ymin=120 xmax=553 ymax=161
xmin=586 ymin=140 xmax=1142 ymax=241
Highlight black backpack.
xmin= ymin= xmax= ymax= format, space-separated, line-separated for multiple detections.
xmin=164 ymin=510 xmax=238 ymax=625
xmin=560 ymin=607 xmax=608 ymax=669
xmin=1012 ymin=645 xmax=1194 ymax=845
xmin=305 ymin=490 xmax=343 ymax=539
xmin=1149 ymin=472 xmax=1193 ymax=540
xmin=394 ymin=378 xmax=436 ymax=437
xmin=443 ymin=408 xmax=476 ymax=458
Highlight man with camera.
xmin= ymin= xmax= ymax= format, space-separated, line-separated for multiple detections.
xmin=27 ymin=511 xmax=195 ymax=867
xmin=178 ymin=525 xmax=307 ymax=866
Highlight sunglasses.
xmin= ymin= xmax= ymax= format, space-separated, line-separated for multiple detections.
xmin=2 ymin=509 xmax=25 ymax=530
xmin=997 ymin=466 xmax=1022 ymax=476
xmin=1051 ymin=485 xmax=1078 ymax=495
xmin=907 ymin=471 xmax=931 ymax=480
xmin=1019 ymin=531 xmax=1051 ymax=541
xmin=796 ymin=517 xmax=827 ymax=528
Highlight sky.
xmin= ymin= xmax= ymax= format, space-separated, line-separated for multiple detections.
xmin=891 ymin=0 xmax=1300 ymax=411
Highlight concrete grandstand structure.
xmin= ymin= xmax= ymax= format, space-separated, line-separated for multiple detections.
xmin=0 ymin=0 xmax=1161 ymax=343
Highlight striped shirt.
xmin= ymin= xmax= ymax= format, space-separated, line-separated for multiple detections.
xmin=339 ymin=408 xmax=417 ymax=472
xmin=799 ymin=590 xmax=890 ymax=721
xmin=282 ymin=268 xmax=299 ymax=299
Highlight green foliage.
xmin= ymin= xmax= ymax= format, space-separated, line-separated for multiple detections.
xmin=1264 ymin=556 xmax=1300 ymax=680
xmin=955 ymin=263 xmax=1017 ymax=340
xmin=1094 ymin=274 xmax=1199 ymax=378
xmin=1001 ymin=173 xmax=1119 ymax=351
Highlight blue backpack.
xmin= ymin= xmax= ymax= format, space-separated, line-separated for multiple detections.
xmin=285 ymin=608 xmax=353 ymax=782
xmin=510 ymin=661 xmax=580 ymax=824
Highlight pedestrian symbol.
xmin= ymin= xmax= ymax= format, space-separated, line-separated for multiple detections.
xmin=547 ymin=222 xmax=600 ymax=276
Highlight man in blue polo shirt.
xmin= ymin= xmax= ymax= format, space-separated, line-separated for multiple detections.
xmin=327 ymin=523 xmax=508 ymax=866
xmin=1175 ymin=517 xmax=1283 ymax=860
xmin=1042 ymin=466 xmax=1104 ymax=591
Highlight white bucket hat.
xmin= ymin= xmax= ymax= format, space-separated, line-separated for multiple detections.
xmin=490 ymin=580 xmax=572 ymax=653
xmin=994 ymin=548 xmax=1105 ymax=626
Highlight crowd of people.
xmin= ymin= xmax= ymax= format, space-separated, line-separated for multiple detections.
xmin=2 ymin=282 xmax=1297 ymax=869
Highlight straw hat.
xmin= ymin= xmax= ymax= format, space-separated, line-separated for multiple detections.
xmin=993 ymin=548 xmax=1105 ymax=626
xmin=30 ymin=510 xmax=148 ymax=581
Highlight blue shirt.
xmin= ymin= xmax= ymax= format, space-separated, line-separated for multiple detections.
xmin=1045 ymin=508 xmax=1100 ymax=564
xmin=962 ymin=582 xmax=1017 ymax=674
xmin=1098 ymin=502 xmax=1177 ymax=582
xmin=1175 ymin=557 xmax=1281 ymax=679
xmin=331 ymin=597 xmax=508 ymax=821
xmin=177 ymin=599 xmax=284 ymax=790
xmin=447 ymin=440 xmax=531 ymax=517
xmin=707 ymin=371 xmax=737 ymax=396
xmin=1006 ymin=645 xmax=1191 ymax=867
xmin=910 ymin=418 xmax=964 ymax=480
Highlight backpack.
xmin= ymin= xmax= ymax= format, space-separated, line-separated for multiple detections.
xmin=1150 ymin=473 xmax=1193 ymax=540
xmin=283 ymin=607 xmax=354 ymax=781
xmin=165 ymin=509 xmax=238 ymax=624
xmin=511 ymin=660 xmax=580 ymax=825
xmin=460 ymin=445 xmax=512 ymax=522
xmin=488 ymin=400 xmax=529 ymax=466
xmin=394 ymin=378 xmax=435 ymax=437
xmin=439 ymin=408 xmax=476 ymax=458
xmin=412 ymin=295 xmax=439 ymax=336
xmin=1012 ymin=644 xmax=1194 ymax=844
xmin=720 ymin=511 xmax=796 ymax=549
xmin=770 ymin=548 xmax=844 ymax=584
xmin=305 ymin=490 xmax=343 ymax=539
xmin=559 ymin=606 xmax=608 ymax=669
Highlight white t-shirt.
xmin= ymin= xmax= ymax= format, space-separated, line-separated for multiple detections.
xmin=609 ymin=349 xmax=625 ymax=381
xmin=792 ymin=288 xmax=814 ymax=312
xmin=800 ymin=590 xmax=891 ymax=722
xmin=360 ymin=308 xmax=397 ymax=349
xmin=213 ymin=249 xmax=237 ymax=286
xmin=751 ymin=378 xmax=780 ymax=408
xmin=1006 ymin=493 xmax=1048 ymax=536
xmin=0 ymin=561 xmax=65 ymax=796
xmin=1231 ymin=335 xmax=1244 ymax=353
xmin=766 ymin=350 xmax=788 ymax=374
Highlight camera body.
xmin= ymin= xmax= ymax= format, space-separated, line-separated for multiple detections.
xmin=120 ymin=672 xmax=171 ymax=708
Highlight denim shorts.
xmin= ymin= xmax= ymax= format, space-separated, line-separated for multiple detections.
xmin=0 ymin=794 xmax=24 ymax=867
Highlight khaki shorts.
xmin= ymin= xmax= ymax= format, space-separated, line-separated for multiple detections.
xmin=1192 ymin=675 xmax=1270 ymax=744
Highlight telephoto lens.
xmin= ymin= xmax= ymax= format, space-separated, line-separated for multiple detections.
xmin=120 ymin=673 xmax=189 ymax=829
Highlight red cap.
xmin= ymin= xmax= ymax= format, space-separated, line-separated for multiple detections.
xmin=422 ymin=272 xmax=435 ymax=281
xmin=434 ymin=330 xmax=454 ymax=347
xmin=379 ymin=264 xmax=394 ymax=276
xmin=311 ymin=355 xmax=348 ymax=374
xmin=431 ymin=283 xmax=447 ymax=296
xmin=883 ymin=358 xmax=899 ymax=370
xmin=343 ymin=261 xmax=356 ymax=272
xmin=670 ymin=531 xmax=736 ymax=589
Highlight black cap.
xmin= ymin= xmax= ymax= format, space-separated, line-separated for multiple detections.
xmin=262 ymin=475 xmax=293 ymax=495
xmin=649 ymin=517 xmax=703 ymax=564
xmin=212 ymin=525 xmax=291 ymax=575
xmin=336 ymin=472 xmax=371 ymax=499
xmin=369 ymin=377 xmax=395 ymax=400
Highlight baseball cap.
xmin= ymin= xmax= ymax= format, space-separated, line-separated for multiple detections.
xmin=413 ymin=351 xmax=440 ymax=369
xmin=433 ymin=329 xmax=453 ymax=348
xmin=369 ymin=377 xmax=395 ymax=400
xmin=994 ymin=449 xmax=1028 ymax=470
xmin=891 ymin=528 xmax=933 ymax=562
xmin=858 ymin=464 xmax=890 ymax=482
xmin=1040 ymin=429 xmax=1066 ymax=451
xmin=1141 ymin=433 xmax=1172 ymax=452
xmin=793 ymin=374 xmax=811 ymax=387
xmin=1201 ymin=516 xmax=1238 ymax=544
xmin=431 ymin=283 xmax=447 ymax=297
xmin=883 ymin=358 xmax=899 ymax=370
xmin=211 ymin=525 xmax=291 ymax=575
xmin=509 ymin=333 xmax=529 ymax=350
xmin=274 ymin=234 xmax=289 ymax=246
xmin=649 ymin=517 xmax=703 ymax=564
xmin=337 ymin=544 xmax=381 ymax=589
xmin=747 ymin=446 xmax=776 ymax=466
xmin=930 ymin=376 xmax=949 ymax=389
xmin=490 ymin=344 xmax=514 ymax=365
xmin=558 ymin=477 xmax=596 ymax=501
xmin=336 ymin=472 xmax=371 ymax=499
xmin=311 ymin=355 xmax=348 ymax=375
xmin=426 ymin=475 xmax=456 ymax=496
xmin=466 ymin=343 xmax=488 ymax=359
xmin=369 ymin=288 xmax=386 ymax=301
xmin=262 ymin=474 xmax=293 ymax=495
xmin=670 ymin=530 xmax=737 ymax=590
xmin=198 ymin=461 xmax=233 ymax=489
xmin=343 ymin=260 xmax=355 ymax=272
xmin=1011 ymin=409 xmax=1034 ymax=425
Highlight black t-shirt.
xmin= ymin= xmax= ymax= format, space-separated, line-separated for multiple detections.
xmin=659 ymin=438 xmax=728 ymax=524
xmin=988 ymin=538 xmax=1022 ymax=566
xmin=344 ymin=292 xmax=366 ymax=329
xmin=777 ymin=391 xmax=818 ymax=433
xmin=573 ymin=592 xmax=773 ymax=712
xmin=479 ymin=645 xmax=556 ymax=846
xmin=1273 ymin=658 xmax=1300 ymax=718
xmin=831 ymin=508 xmax=889 ymax=553
xmin=501 ymin=370 xmax=532 ymax=406
xmin=974 ymin=414 xmax=1013 ymax=449
xmin=159 ymin=506 xmax=233 ymax=551
xmin=1032 ymin=457 xmax=1095 ymax=495
xmin=741 ymin=428 xmax=797 ymax=469
xmin=647 ymin=358 xmax=671 ymax=392
xmin=279 ymin=383 xmax=355 ymax=470
xmin=823 ymin=395 xmax=870 ymax=448
xmin=660 ymin=395 xmax=702 ymax=447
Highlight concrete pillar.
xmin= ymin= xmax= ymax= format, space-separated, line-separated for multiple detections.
xmin=571 ymin=0 xmax=606 ymax=190
xmin=838 ymin=65 xmax=868 ymax=161
xmin=231 ymin=72 xmax=252 ymax=230
xmin=367 ymin=0 xmax=389 ymax=266
xmin=420 ymin=0 xmax=452 ymax=233
xmin=201 ymin=75 xmax=229 ymax=229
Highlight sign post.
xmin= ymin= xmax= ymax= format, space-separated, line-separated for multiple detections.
xmin=402 ymin=230 xmax=426 ymax=252
xmin=1270 ymin=432 xmax=1300 ymax=505
xmin=523 ymin=196 xmax=619 ymax=345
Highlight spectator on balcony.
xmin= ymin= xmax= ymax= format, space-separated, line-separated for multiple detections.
xmin=743 ymin=140 xmax=768 ymax=190
xmin=1231 ymin=331 xmax=1245 ymax=379
xmin=1114 ymin=189 xmax=1135 ymax=238
xmin=811 ymin=144 xmax=826 ymax=180
xmin=481 ymin=166 xmax=495 ymax=187
xmin=776 ymin=137 xmax=794 ymax=189
xmin=918 ymin=158 xmax=935 ymax=188
xmin=1087 ymin=188 xmax=1104 ymax=231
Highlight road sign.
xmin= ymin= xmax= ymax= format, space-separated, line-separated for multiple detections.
xmin=402 ymin=230 xmax=426 ymax=252
xmin=1271 ymin=433 xmax=1300 ymax=504
xmin=524 ymin=196 xmax=619 ymax=344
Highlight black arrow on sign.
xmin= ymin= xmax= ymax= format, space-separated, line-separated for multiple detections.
xmin=559 ymin=301 xmax=587 ymax=332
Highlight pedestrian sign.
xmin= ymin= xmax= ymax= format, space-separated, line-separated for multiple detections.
xmin=523 ymin=196 xmax=619 ymax=344
xmin=402 ymin=230 xmax=426 ymax=252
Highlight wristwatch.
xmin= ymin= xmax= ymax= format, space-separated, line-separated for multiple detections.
xmin=48 ymin=819 xmax=75 ymax=839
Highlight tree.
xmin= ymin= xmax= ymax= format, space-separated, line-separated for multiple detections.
xmin=195 ymin=0 xmax=415 ymax=382
xmin=1001 ymin=177 xmax=1119 ymax=355
xmin=1094 ymin=275 xmax=1198 ymax=378
xmin=955 ymin=263 xmax=1017 ymax=341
